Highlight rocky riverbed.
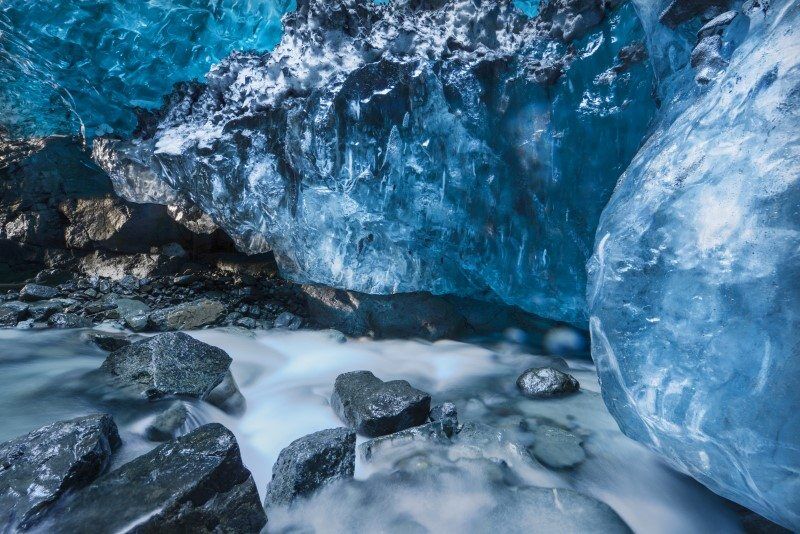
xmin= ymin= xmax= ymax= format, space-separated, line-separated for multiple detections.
xmin=0 ymin=327 xmax=781 ymax=533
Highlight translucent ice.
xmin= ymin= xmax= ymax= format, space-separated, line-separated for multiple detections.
xmin=588 ymin=0 xmax=800 ymax=528
xmin=96 ymin=0 xmax=656 ymax=325
xmin=0 ymin=0 xmax=293 ymax=138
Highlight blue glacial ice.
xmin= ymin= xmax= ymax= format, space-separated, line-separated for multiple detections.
xmin=95 ymin=0 xmax=656 ymax=325
xmin=0 ymin=0 xmax=293 ymax=139
xmin=588 ymin=0 xmax=800 ymax=528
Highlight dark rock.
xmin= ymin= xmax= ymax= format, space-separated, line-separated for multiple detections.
xmin=99 ymin=332 xmax=232 ymax=400
xmin=48 ymin=313 xmax=92 ymax=329
xmin=148 ymin=298 xmax=226 ymax=331
xmin=659 ymin=0 xmax=731 ymax=28
xmin=28 ymin=300 xmax=67 ymax=321
xmin=529 ymin=425 xmax=586 ymax=469
xmin=19 ymin=283 xmax=59 ymax=302
xmin=273 ymin=311 xmax=302 ymax=330
xmin=358 ymin=421 xmax=452 ymax=462
xmin=205 ymin=371 xmax=247 ymax=416
xmin=331 ymin=371 xmax=431 ymax=437
xmin=0 ymin=302 xmax=28 ymax=326
xmin=265 ymin=427 xmax=356 ymax=508
xmin=45 ymin=424 xmax=267 ymax=533
xmin=0 ymin=414 xmax=121 ymax=531
xmin=516 ymin=367 xmax=580 ymax=398
xmin=145 ymin=402 xmax=188 ymax=442
xmin=429 ymin=402 xmax=459 ymax=434
xmin=85 ymin=331 xmax=132 ymax=352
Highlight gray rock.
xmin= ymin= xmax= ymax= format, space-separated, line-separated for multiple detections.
xmin=359 ymin=421 xmax=452 ymax=462
xmin=148 ymin=298 xmax=226 ymax=331
xmin=19 ymin=283 xmax=59 ymax=302
xmin=27 ymin=300 xmax=65 ymax=321
xmin=529 ymin=425 xmax=586 ymax=469
xmin=44 ymin=424 xmax=266 ymax=533
xmin=99 ymin=332 xmax=232 ymax=400
xmin=0 ymin=302 xmax=27 ymax=326
xmin=204 ymin=371 xmax=247 ymax=416
xmin=85 ymin=331 xmax=132 ymax=352
xmin=265 ymin=427 xmax=356 ymax=508
xmin=48 ymin=313 xmax=92 ymax=329
xmin=0 ymin=414 xmax=121 ymax=531
xmin=516 ymin=367 xmax=580 ymax=398
xmin=331 ymin=371 xmax=431 ymax=437
xmin=273 ymin=311 xmax=302 ymax=330
xmin=659 ymin=0 xmax=731 ymax=28
xmin=145 ymin=402 xmax=188 ymax=442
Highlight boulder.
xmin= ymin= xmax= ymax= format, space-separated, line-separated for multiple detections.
xmin=265 ymin=427 xmax=356 ymax=508
xmin=0 ymin=302 xmax=28 ymax=326
xmin=19 ymin=283 xmax=59 ymax=302
xmin=529 ymin=425 xmax=586 ymax=469
xmin=145 ymin=402 xmax=188 ymax=442
xmin=44 ymin=424 xmax=266 ymax=533
xmin=204 ymin=371 xmax=247 ymax=415
xmin=516 ymin=367 xmax=580 ymax=398
xmin=331 ymin=371 xmax=431 ymax=437
xmin=84 ymin=331 xmax=133 ymax=352
xmin=148 ymin=298 xmax=226 ymax=331
xmin=99 ymin=332 xmax=232 ymax=400
xmin=0 ymin=414 xmax=121 ymax=531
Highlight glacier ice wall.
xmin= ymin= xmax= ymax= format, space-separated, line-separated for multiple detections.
xmin=588 ymin=0 xmax=800 ymax=528
xmin=96 ymin=0 xmax=656 ymax=325
xmin=0 ymin=0 xmax=293 ymax=139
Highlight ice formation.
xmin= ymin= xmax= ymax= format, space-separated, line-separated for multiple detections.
xmin=95 ymin=0 xmax=656 ymax=325
xmin=0 ymin=0 xmax=293 ymax=138
xmin=588 ymin=0 xmax=800 ymax=528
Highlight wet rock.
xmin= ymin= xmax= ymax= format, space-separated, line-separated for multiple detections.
xmin=48 ymin=313 xmax=92 ymax=329
xmin=331 ymin=371 xmax=431 ymax=437
xmin=204 ymin=371 xmax=247 ymax=416
xmin=0 ymin=302 xmax=27 ymax=326
xmin=659 ymin=0 xmax=731 ymax=28
xmin=148 ymin=298 xmax=226 ymax=331
xmin=516 ymin=367 xmax=580 ymax=398
xmin=0 ymin=414 xmax=121 ymax=531
xmin=429 ymin=402 xmax=459 ymax=435
xmin=359 ymin=421 xmax=452 ymax=462
xmin=529 ymin=425 xmax=586 ymax=469
xmin=45 ymin=424 xmax=266 ymax=533
xmin=145 ymin=402 xmax=188 ymax=442
xmin=28 ymin=300 xmax=66 ymax=321
xmin=107 ymin=296 xmax=150 ymax=324
xmin=19 ymin=283 xmax=59 ymax=302
xmin=273 ymin=311 xmax=302 ymax=330
xmin=84 ymin=331 xmax=132 ymax=352
xmin=99 ymin=332 xmax=232 ymax=400
xmin=265 ymin=427 xmax=356 ymax=508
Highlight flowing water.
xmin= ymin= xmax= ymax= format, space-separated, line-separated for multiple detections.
xmin=0 ymin=327 xmax=742 ymax=533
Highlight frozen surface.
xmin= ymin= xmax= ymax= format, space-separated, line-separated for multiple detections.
xmin=588 ymin=0 xmax=800 ymax=528
xmin=96 ymin=0 xmax=656 ymax=325
xmin=0 ymin=0 xmax=293 ymax=138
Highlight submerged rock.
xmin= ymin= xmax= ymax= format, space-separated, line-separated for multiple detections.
xmin=266 ymin=427 xmax=356 ymax=508
xmin=45 ymin=423 xmax=266 ymax=533
xmin=359 ymin=421 xmax=453 ymax=462
xmin=331 ymin=371 xmax=431 ymax=437
xmin=0 ymin=414 xmax=121 ymax=531
xmin=99 ymin=332 xmax=232 ymax=400
xmin=529 ymin=425 xmax=586 ymax=469
xmin=145 ymin=401 xmax=188 ymax=442
xmin=84 ymin=331 xmax=132 ymax=352
xmin=204 ymin=371 xmax=247 ymax=416
xmin=516 ymin=367 xmax=580 ymax=398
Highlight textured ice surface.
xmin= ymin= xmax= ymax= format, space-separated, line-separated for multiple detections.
xmin=588 ymin=0 xmax=800 ymax=528
xmin=0 ymin=0 xmax=293 ymax=138
xmin=97 ymin=0 xmax=656 ymax=325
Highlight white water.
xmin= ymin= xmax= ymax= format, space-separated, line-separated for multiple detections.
xmin=0 ymin=327 xmax=742 ymax=533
